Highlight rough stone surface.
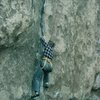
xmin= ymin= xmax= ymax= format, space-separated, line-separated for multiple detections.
xmin=0 ymin=0 xmax=100 ymax=100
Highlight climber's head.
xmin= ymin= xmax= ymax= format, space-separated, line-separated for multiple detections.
xmin=48 ymin=40 xmax=55 ymax=48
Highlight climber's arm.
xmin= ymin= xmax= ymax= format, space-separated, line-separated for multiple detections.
xmin=40 ymin=37 xmax=48 ymax=47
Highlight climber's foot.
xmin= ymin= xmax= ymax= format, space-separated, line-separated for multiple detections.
xmin=30 ymin=91 xmax=39 ymax=100
xmin=43 ymin=82 xmax=49 ymax=88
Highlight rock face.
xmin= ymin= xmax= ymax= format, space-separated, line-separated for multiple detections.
xmin=0 ymin=0 xmax=100 ymax=100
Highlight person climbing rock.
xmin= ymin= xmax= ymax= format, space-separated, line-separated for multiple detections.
xmin=30 ymin=36 xmax=55 ymax=99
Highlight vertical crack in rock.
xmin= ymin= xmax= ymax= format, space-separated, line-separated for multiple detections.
xmin=40 ymin=0 xmax=45 ymax=36
xmin=0 ymin=0 xmax=100 ymax=100
xmin=31 ymin=0 xmax=34 ymax=8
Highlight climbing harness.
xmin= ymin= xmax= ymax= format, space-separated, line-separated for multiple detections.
xmin=41 ymin=57 xmax=53 ymax=72
xmin=42 ymin=57 xmax=52 ymax=66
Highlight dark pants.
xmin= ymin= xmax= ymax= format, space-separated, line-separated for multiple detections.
xmin=32 ymin=59 xmax=51 ymax=94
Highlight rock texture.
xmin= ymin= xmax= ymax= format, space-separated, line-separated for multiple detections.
xmin=0 ymin=0 xmax=100 ymax=100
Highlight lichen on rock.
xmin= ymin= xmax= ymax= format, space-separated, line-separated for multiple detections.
xmin=0 ymin=0 xmax=100 ymax=100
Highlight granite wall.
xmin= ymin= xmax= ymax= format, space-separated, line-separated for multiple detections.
xmin=0 ymin=0 xmax=100 ymax=100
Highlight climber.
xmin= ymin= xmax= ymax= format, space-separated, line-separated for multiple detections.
xmin=30 ymin=36 xmax=55 ymax=99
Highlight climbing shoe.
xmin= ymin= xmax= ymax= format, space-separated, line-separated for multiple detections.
xmin=43 ymin=82 xmax=49 ymax=88
xmin=30 ymin=91 xmax=39 ymax=99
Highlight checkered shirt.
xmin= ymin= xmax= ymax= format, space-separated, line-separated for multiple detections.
xmin=40 ymin=38 xmax=54 ymax=60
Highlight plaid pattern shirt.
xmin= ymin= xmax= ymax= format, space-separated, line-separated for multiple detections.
xmin=40 ymin=38 xmax=54 ymax=60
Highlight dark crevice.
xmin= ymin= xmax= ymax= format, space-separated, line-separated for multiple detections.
xmin=31 ymin=0 xmax=34 ymax=8
xmin=91 ymin=88 xmax=100 ymax=97
xmin=40 ymin=0 xmax=45 ymax=36
xmin=90 ymin=72 xmax=100 ymax=97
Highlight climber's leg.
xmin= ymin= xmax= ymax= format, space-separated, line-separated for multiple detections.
xmin=32 ymin=65 xmax=43 ymax=97
xmin=43 ymin=71 xmax=49 ymax=88
xmin=42 ymin=60 xmax=52 ymax=88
